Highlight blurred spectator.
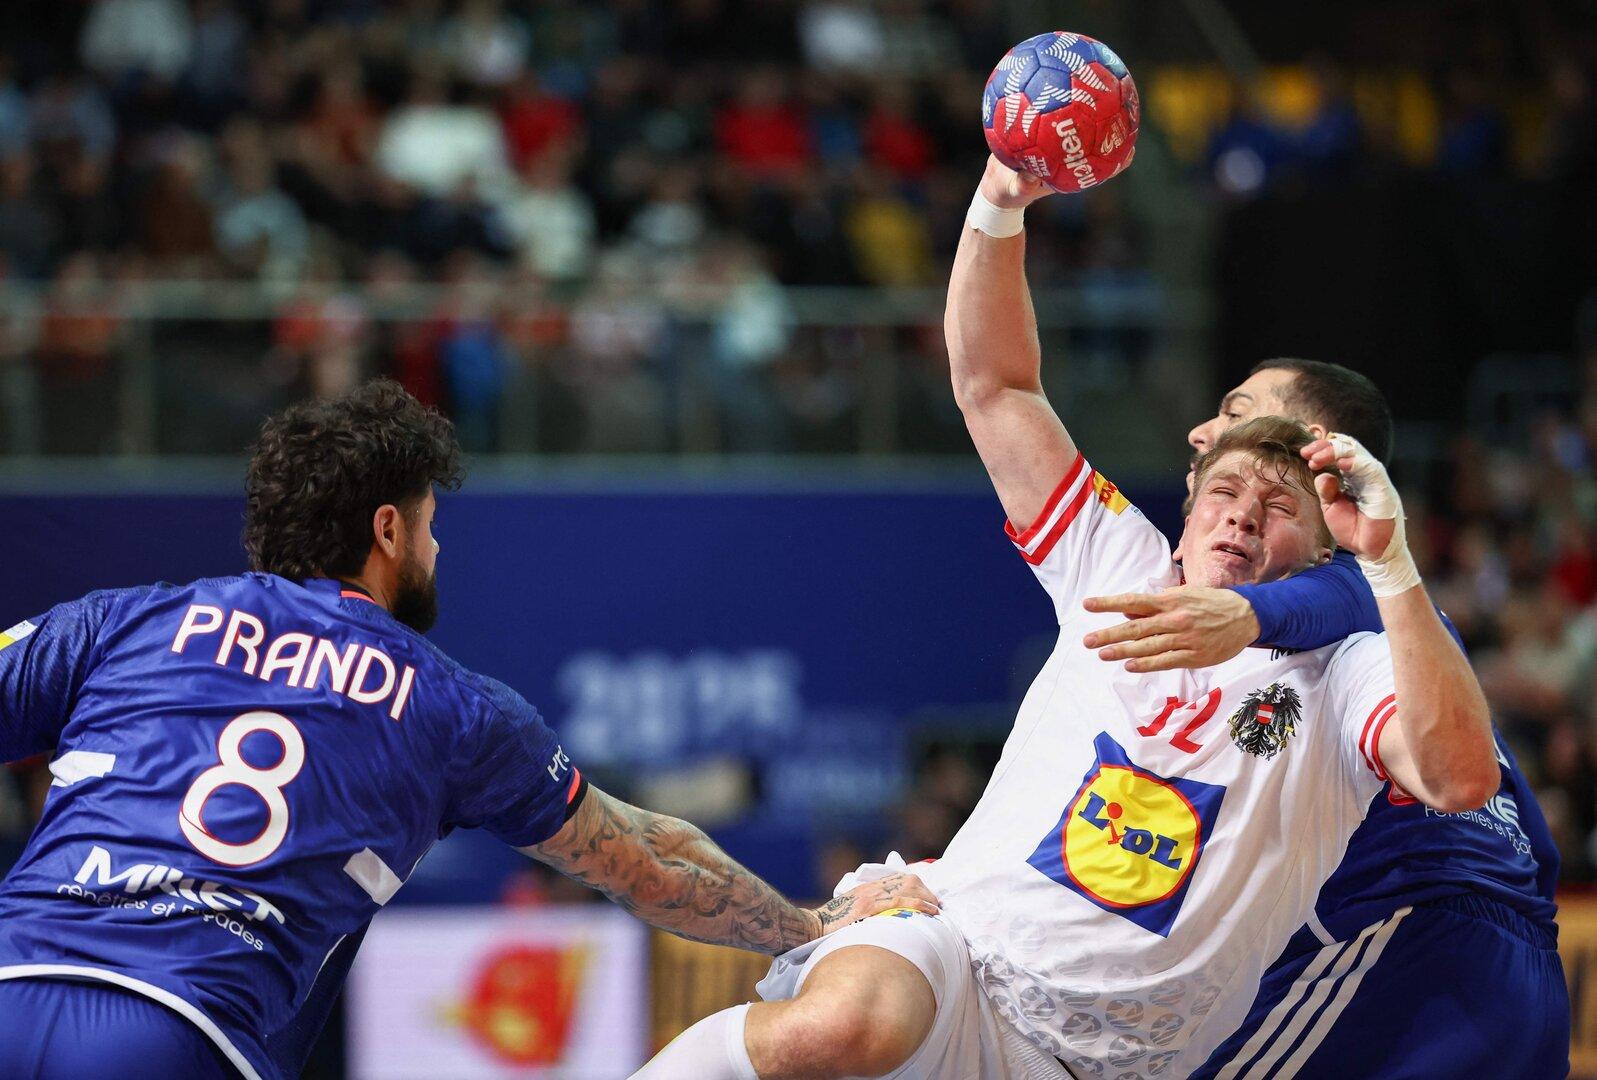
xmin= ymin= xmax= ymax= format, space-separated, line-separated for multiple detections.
xmin=301 ymin=62 xmax=380 ymax=173
xmin=0 ymin=56 xmax=31 ymax=160
xmin=844 ymin=167 xmax=934 ymax=286
xmin=1544 ymin=59 xmax=1597 ymax=186
xmin=376 ymin=64 xmax=515 ymax=203
xmin=864 ymin=85 xmax=935 ymax=181
xmin=270 ymin=256 xmax=371 ymax=401
xmin=716 ymin=69 xmax=813 ymax=180
xmin=1479 ymin=586 xmax=1596 ymax=722
xmin=214 ymin=120 xmax=308 ymax=282
xmin=567 ymin=250 xmax=669 ymax=452
xmin=35 ymin=253 xmax=121 ymax=455
xmin=799 ymin=0 xmax=885 ymax=75
xmin=0 ymin=154 xmax=59 ymax=281
xmin=803 ymin=74 xmax=862 ymax=168
xmin=444 ymin=0 xmax=529 ymax=89
xmin=135 ymin=134 xmax=216 ymax=274
xmin=502 ymin=147 xmax=596 ymax=281
xmin=51 ymin=144 xmax=120 ymax=255
xmin=182 ymin=0 xmax=249 ymax=127
xmin=0 ymin=256 xmax=41 ymax=455
xmin=30 ymin=75 xmax=117 ymax=165
xmin=1438 ymin=67 xmax=1508 ymax=176
xmin=498 ymin=71 xmax=580 ymax=172
xmin=435 ymin=253 xmax=510 ymax=451
xmin=81 ymin=0 xmax=194 ymax=85
xmin=1206 ymin=87 xmax=1289 ymax=198
xmin=629 ymin=164 xmax=707 ymax=256
xmin=1297 ymin=58 xmax=1363 ymax=177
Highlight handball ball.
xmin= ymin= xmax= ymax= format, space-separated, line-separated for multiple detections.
xmin=982 ymin=31 xmax=1140 ymax=194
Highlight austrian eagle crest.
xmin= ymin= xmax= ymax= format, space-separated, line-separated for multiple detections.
xmin=1228 ymin=683 xmax=1303 ymax=760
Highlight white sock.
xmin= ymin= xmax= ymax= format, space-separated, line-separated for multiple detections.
xmin=631 ymin=1002 xmax=759 ymax=1080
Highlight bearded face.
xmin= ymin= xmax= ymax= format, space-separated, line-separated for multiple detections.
xmin=391 ymin=540 xmax=439 ymax=632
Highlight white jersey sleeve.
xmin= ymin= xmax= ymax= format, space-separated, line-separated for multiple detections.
xmin=1005 ymin=455 xmax=1178 ymax=621
xmin=1323 ymin=631 xmax=1412 ymax=805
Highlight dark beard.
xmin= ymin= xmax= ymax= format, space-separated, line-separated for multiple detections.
xmin=392 ymin=556 xmax=439 ymax=633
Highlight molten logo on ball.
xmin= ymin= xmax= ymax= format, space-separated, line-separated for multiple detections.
xmin=982 ymin=31 xmax=1141 ymax=194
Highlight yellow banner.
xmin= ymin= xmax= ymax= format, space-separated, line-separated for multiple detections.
xmin=1563 ymin=894 xmax=1597 ymax=1077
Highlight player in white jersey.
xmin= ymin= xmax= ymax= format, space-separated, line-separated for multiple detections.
xmin=629 ymin=158 xmax=1498 ymax=1080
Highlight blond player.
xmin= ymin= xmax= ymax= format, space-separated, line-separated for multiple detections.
xmin=630 ymin=159 xmax=1497 ymax=1080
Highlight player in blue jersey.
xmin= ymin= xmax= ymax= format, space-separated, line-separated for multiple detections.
xmin=0 ymin=381 xmax=934 ymax=1080
xmin=1078 ymin=356 xmax=1568 ymax=1076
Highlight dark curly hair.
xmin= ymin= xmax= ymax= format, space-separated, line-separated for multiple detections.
xmin=243 ymin=380 xmax=464 ymax=579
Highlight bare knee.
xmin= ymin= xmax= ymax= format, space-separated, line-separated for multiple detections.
xmin=746 ymin=947 xmax=935 ymax=1079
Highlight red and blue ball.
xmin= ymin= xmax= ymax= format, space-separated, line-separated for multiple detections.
xmin=982 ymin=31 xmax=1140 ymax=194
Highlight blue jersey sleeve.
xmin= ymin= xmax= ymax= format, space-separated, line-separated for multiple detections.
xmin=1232 ymin=550 xmax=1465 ymax=651
xmin=444 ymin=673 xmax=580 ymax=848
xmin=1230 ymin=551 xmax=1381 ymax=650
xmin=0 ymin=589 xmax=143 ymax=762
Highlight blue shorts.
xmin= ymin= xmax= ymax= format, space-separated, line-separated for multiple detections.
xmin=0 ymin=977 xmax=239 ymax=1078
xmin=1191 ymin=895 xmax=1568 ymax=1079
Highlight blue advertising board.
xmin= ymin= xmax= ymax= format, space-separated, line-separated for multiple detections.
xmin=0 ymin=467 xmax=1185 ymax=897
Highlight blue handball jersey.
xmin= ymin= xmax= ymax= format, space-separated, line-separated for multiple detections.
xmin=1240 ymin=552 xmax=1559 ymax=941
xmin=0 ymin=574 xmax=584 ymax=1080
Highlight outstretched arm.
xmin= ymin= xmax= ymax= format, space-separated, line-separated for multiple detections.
xmin=946 ymin=156 xmax=1075 ymax=527
xmin=1083 ymin=551 xmax=1464 ymax=670
xmin=1081 ymin=555 xmax=1374 ymax=670
xmin=524 ymin=786 xmax=937 ymax=956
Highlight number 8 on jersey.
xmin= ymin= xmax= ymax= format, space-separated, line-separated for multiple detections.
xmin=179 ymin=712 xmax=306 ymax=867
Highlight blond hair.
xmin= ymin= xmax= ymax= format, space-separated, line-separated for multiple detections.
xmin=1189 ymin=416 xmax=1332 ymax=545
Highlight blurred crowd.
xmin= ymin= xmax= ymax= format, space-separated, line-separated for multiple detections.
xmin=0 ymin=0 xmax=1164 ymax=455
xmin=0 ymin=1 xmax=1590 ymax=455
xmin=1417 ymin=331 xmax=1597 ymax=882
xmin=0 ymin=0 xmax=1022 ymax=288
xmin=1198 ymin=56 xmax=1596 ymax=200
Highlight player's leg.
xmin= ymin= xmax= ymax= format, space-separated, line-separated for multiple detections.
xmin=1192 ymin=897 xmax=1567 ymax=1080
xmin=635 ymin=943 xmax=936 ymax=1080
xmin=746 ymin=942 xmax=938 ymax=1078
xmin=635 ymin=908 xmax=980 ymax=1080
xmin=0 ymin=977 xmax=240 ymax=1078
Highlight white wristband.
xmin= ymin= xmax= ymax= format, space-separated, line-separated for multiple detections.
xmin=966 ymin=190 xmax=1025 ymax=238
xmin=1357 ymin=547 xmax=1422 ymax=597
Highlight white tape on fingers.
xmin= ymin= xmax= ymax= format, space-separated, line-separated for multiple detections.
xmin=1328 ymin=433 xmax=1401 ymax=521
xmin=1326 ymin=432 xmax=1421 ymax=596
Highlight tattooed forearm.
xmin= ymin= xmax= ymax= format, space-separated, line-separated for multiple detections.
xmin=525 ymin=787 xmax=821 ymax=955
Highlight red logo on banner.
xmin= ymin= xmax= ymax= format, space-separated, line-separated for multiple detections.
xmin=447 ymin=943 xmax=590 ymax=1066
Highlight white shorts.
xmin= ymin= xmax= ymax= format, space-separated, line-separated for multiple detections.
xmin=755 ymin=910 xmax=1069 ymax=1080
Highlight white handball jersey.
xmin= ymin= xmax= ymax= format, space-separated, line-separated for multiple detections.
xmin=915 ymin=456 xmax=1407 ymax=1079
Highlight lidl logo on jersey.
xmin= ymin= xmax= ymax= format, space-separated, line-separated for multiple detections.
xmin=1027 ymin=733 xmax=1225 ymax=936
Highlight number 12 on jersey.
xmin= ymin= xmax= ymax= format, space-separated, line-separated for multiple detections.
xmin=1137 ymin=689 xmax=1221 ymax=753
